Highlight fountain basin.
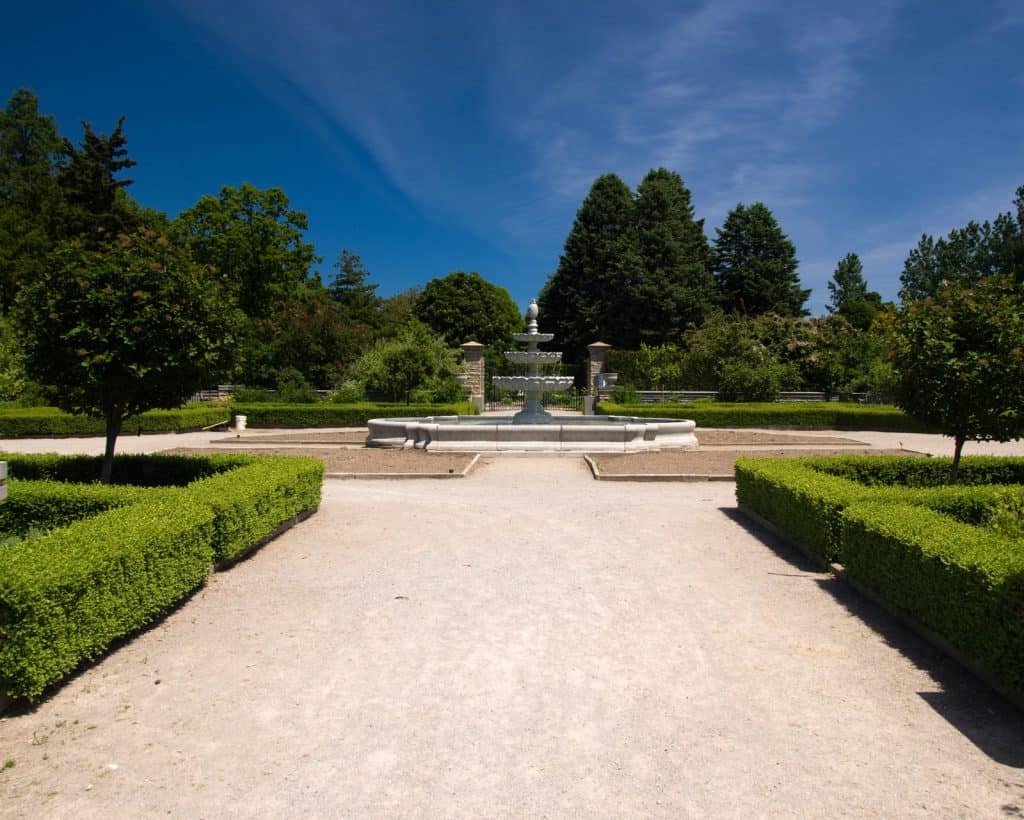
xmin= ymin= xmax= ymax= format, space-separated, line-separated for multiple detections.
xmin=366 ymin=415 xmax=698 ymax=452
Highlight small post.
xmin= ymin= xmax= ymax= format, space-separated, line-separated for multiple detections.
xmin=460 ymin=341 xmax=486 ymax=413
xmin=586 ymin=342 xmax=611 ymax=414
xmin=0 ymin=461 xmax=7 ymax=502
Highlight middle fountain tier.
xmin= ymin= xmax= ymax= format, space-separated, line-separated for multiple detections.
xmin=490 ymin=299 xmax=574 ymax=424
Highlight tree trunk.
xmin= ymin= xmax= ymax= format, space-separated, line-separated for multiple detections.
xmin=101 ymin=411 xmax=123 ymax=484
xmin=950 ymin=432 xmax=966 ymax=484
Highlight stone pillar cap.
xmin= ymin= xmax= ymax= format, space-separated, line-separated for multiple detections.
xmin=587 ymin=341 xmax=612 ymax=349
xmin=460 ymin=341 xmax=485 ymax=348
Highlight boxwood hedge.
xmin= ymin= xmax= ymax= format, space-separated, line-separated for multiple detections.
xmin=0 ymin=451 xmax=251 ymax=486
xmin=598 ymin=401 xmax=934 ymax=431
xmin=842 ymin=502 xmax=1024 ymax=699
xmin=230 ymin=401 xmax=478 ymax=428
xmin=0 ymin=405 xmax=230 ymax=438
xmin=735 ymin=454 xmax=1024 ymax=700
xmin=0 ymin=453 xmax=323 ymax=701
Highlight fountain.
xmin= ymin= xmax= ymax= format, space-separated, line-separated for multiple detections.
xmin=366 ymin=300 xmax=698 ymax=452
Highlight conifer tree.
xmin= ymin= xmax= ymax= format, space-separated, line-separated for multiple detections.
xmin=539 ymin=173 xmax=641 ymax=360
xmin=827 ymin=252 xmax=882 ymax=329
xmin=328 ymin=249 xmax=381 ymax=327
xmin=56 ymin=116 xmax=137 ymax=244
xmin=0 ymin=89 xmax=66 ymax=308
xmin=634 ymin=168 xmax=715 ymax=343
xmin=711 ymin=202 xmax=808 ymax=317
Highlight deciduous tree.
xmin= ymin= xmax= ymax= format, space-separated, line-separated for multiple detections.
xmin=15 ymin=230 xmax=242 ymax=482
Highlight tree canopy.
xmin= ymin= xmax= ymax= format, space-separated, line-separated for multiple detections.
xmin=711 ymin=202 xmax=809 ymax=317
xmin=414 ymin=270 xmax=522 ymax=349
xmin=15 ymin=230 xmax=242 ymax=481
xmin=891 ymin=274 xmax=1024 ymax=480
xmin=827 ymin=252 xmax=883 ymax=330
xmin=175 ymin=183 xmax=319 ymax=318
xmin=539 ymin=173 xmax=641 ymax=360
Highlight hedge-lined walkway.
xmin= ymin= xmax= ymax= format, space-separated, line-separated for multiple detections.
xmin=1 ymin=457 xmax=1022 ymax=817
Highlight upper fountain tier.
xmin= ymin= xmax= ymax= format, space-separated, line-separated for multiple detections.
xmin=509 ymin=300 xmax=557 ymax=348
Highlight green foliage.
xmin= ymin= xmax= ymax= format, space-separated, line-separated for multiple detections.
xmin=841 ymin=502 xmax=1024 ymax=698
xmin=711 ymin=202 xmax=809 ymax=317
xmin=633 ymin=168 xmax=715 ymax=343
xmin=598 ymin=401 xmax=933 ymax=431
xmin=891 ymin=274 xmax=1024 ymax=478
xmin=610 ymin=383 xmax=640 ymax=404
xmin=808 ymin=454 xmax=1024 ymax=487
xmin=0 ymin=492 xmax=216 ymax=699
xmin=0 ymin=404 xmax=230 ymax=438
xmin=900 ymin=186 xmax=1023 ymax=303
xmin=274 ymin=367 xmax=318 ymax=403
xmin=539 ymin=173 xmax=641 ymax=360
xmin=827 ymin=253 xmax=883 ymax=330
xmin=0 ymin=480 xmax=148 ymax=537
xmin=230 ymin=401 xmax=478 ymax=427
xmin=186 ymin=456 xmax=323 ymax=563
xmin=0 ymin=451 xmax=247 ymax=485
xmin=415 ymin=271 xmax=521 ymax=348
xmin=174 ymin=183 xmax=320 ymax=318
xmin=328 ymin=249 xmax=381 ymax=327
xmin=351 ymin=321 xmax=458 ymax=403
xmin=328 ymin=380 xmax=366 ymax=403
xmin=0 ymin=315 xmax=47 ymax=404
xmin=0 ymin=453 xmax=323 ymax=700
xmin=988 ymin=488 xmax=1024 ymax=540
xmin=14 ymin=229 xmax=242 ymax=480
xmin=0 ymin=89 xmax=65 ymax=310
xmin=716 ymin=360 xmax=782 ymax=402
xmin=55 ymin=116 xmax=137 ymax=244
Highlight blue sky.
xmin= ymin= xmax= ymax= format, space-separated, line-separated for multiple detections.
xmin=3 ymin=0 xmax=1022 ymax=315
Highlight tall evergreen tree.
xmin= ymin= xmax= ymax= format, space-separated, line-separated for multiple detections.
xmin=328 ymin=249 xmax=380 ymax=327
xmin=827 ymin=252 xmax=882 ymax=330
xmin=0 ymin=89 xmax=66 ymax=309
xmin=56 ymin=116 xmax=137 ymax=244
xmin=711 ymin=202 xmax=808 ymax=317
xmin=900 ymin=185 xmax=1024 ymax=303
xmin=634 ymin=168 xmax=715 ymax=343
xmin=538 ymin=173 xmax=641 ymax=360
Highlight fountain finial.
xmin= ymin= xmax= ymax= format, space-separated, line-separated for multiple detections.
xmin=525 ymin=299 xmax=539 ymax=334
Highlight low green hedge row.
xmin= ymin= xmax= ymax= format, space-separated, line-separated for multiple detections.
xmin=0 ymin=451 xmax=251 ymax=486
xmin=598 ymin=401 xmax=934 ymax=431
xmin=842 ymin=502 xmax=1024 ymax=697
xmin=0 ymin=454 xmax=324 ymax=700
xmin=230 ymin=401 xmax=479 ymax=428
xmin=0 ymin=405 xmax=231 ymax=438
xmin=734 ymin=455 xmax=1024 ymax=700
xmin=187 ymin=456 xmax=324 ymax=563
xmin=0 ymin=492 xmax=215 ymax=700
xmin=0 ymin=480 xmax=149 ymax=538
xmin=734 ymin=457 xmax=1024 ymax=562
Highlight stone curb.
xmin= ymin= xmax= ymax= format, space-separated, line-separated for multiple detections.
xmin=325 ymin=454 xmax=481 ymax=480
xmin=583 ymin=454 xmax=733 ymax=482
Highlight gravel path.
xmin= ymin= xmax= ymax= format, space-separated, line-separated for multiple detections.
xmin=1 ymin=458 xmax=1021 ymax=817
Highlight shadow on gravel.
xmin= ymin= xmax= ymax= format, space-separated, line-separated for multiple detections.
xmin=722 ymin=506 xmax=1024 ymax=769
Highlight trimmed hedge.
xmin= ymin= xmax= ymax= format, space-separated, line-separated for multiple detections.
xmin=0 ymin=453 xmax=324 ymax=701
xmin=0 ymin=480 xmax=149 ymax=538
xmin=842 ymin=502 xmax=1024 ymax=698
xmin=231 ymin=401 xmax=479 ymax=428
xmin=0 ymin=452 xmax=252 ymax=487
xmin=0 ymin=493 xmax=215 ymax=699
xmin=187 ymin=456 xmax=324 ymax=563
xmin=735 ymin=454 xmax=1024 ymax=700
xmin=0 ymin=405 xmax=231 ymax=438
xmin=734 ymin=456 xmax=1024 ymax=562
xmin=598 ymin=401 xmax=934 ymax=432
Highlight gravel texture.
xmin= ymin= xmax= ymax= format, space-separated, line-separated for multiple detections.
xmin=1 ymin=459 xmax=1021 ymax=818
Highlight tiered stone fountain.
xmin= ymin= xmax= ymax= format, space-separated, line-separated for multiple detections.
xmin=366 ymin=300 xmax=697 ymax=452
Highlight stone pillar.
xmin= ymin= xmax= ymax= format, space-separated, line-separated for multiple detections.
xmin=460 ymin=341 xmax=486 ymax=413
xmin=586 ymin=341 xmax=611 ymax=414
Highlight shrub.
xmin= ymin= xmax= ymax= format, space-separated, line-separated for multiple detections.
xmin=842 ymin=501 xmax=1024 ymax=698
xmin=187 ymin=456 xmax=323 ymax=563
xmin=716 ymin=361 xmax=781 ymax=402
xmin=275 ymin=367 xmax=319 ymax=403
xmin=610 ymin=383 xmax=640 ymax=404
xmin=988 ymin=488 xmax=1024 ymax=540
xmin=597 ymin=401 xmax=934 ymax=432
xmin=0 ymin=452 xmax=250 ymax=486
xmin=231 ymin=401 xmax=478 ymax=427
xmin=328 ymin=380 xmax=366 ymax=403
xmin=0 ymin=404 xmax=230 ymax=438
xmin=0 ymin=480 xmax=149 ymax=537
xmin=0 ymin=493 xmax=216 ymax=699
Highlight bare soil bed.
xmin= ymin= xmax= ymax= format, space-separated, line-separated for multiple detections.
xmin=589 ymin=447 xmax=916 ymax=477
xmin=165 ymin=446 xmax=476 ymax=475
xmin=694 ymin=430 xmax=864 ymax=446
